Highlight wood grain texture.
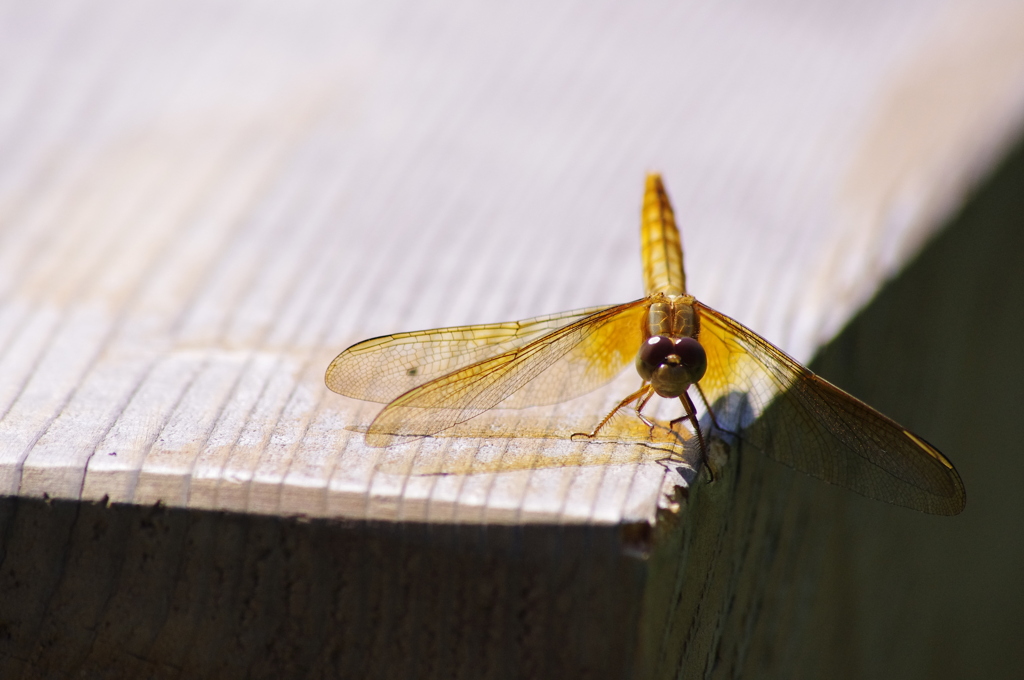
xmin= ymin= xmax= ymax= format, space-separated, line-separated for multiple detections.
xmin=0 ymin=0 xmax=1020 ymax=524
xmin=1 ymin=1 xmax=1023 ymax=678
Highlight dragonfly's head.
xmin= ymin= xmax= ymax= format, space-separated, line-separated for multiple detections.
xmin=635 ymin=335 xmax=707 ymax=398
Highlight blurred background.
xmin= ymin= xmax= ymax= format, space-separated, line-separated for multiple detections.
xmin=1 ymin=1 xmax=1023 ymax=678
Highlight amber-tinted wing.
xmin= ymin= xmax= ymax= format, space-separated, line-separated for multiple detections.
xmin=356 ymin=300 xmax=649 ymax=446
xmin=327 ymin=304 xmax=625 ymax=404
xmin=694 ymin=300 xmax=965 ymax=515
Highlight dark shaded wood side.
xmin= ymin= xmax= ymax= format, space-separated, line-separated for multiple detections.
xmin=799 ymin=134 xmax=1024 ymax=680
xmin=634 ymin=439 xmax=837 ymax=679
xmin=0 ymin=497 xmax=647 ymax=680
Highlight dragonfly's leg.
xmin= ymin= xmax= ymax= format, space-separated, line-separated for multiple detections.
xmin=573 ymin=384 xmax=652 ymax=440
xmin=633 ymin=389 xmax=656 ymax=432
xmin=672 ymin=390 xmax=715 ymax=482
xmin=668 ymin=392 xmax=698 ymax=433
xmin=695 ymin=383 xmax=737 ymax=436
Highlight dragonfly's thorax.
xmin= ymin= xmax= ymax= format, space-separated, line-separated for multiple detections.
xmin=644 ymin=294 xmax=699 ymax=340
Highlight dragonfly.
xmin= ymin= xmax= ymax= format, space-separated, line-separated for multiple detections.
xmin=326 ymin=175 xmax=966 ymax=515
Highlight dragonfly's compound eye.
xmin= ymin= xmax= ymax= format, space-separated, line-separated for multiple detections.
xmin=635 ymin=335 xmax=707 ymax=398
xmin=673 ymin=337 xmax=707 ymax=380
xmin=636 ymin=336 xmax=675 ymax=380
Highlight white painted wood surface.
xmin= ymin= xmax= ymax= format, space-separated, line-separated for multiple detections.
xmin=1 ymin=0 xmax=1023 ymax=524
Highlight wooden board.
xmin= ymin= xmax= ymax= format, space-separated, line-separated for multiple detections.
xmin=1 ymin=1 xmax=1024 ymax=677
xmin=2 ymin=1 xmax=1022 ymax=525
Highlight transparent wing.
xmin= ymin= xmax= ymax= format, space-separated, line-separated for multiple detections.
xmin=694 ymin=301 xmax=965 ymax=515
xmin=364 ymin=300 xmax=649 ymax=445
xmin=326 ymin=304 xmax=619 ymax=404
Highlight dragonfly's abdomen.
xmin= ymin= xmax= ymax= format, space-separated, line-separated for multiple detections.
xmin=641 ymin=174 xmax=686 ymax=296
